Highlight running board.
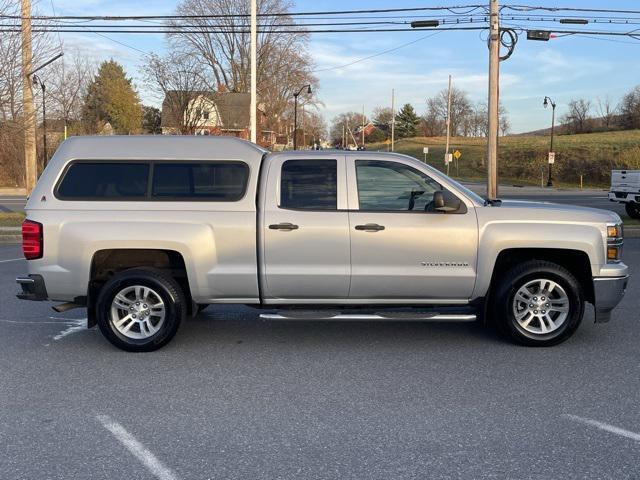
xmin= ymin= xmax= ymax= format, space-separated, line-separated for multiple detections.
xmin=259 ymin=312 xmax=476 ymax=322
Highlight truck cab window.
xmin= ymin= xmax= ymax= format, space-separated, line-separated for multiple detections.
xmin=356 ymin=160 xmax=442 ymax=211
xmin=280 ymin=160 xmax=337 ymax=210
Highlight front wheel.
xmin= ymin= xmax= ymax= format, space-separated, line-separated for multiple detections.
xmin=625 ymin=202 xmax=640 ymax=219
xmin=96 ymin=268 xmax=186 ymax=352
xmin=491 ymin=260 xmax=585 ymax=346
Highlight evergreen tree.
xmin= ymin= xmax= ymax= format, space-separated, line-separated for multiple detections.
xmin=395 ymin=103 xmax=420 ymax=138
xmin=142 ymin=106 xmax=162 ymax=134
xmin=82 ymin=60 xmax=142 ymax=134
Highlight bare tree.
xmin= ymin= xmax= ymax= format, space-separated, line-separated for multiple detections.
xmin=563 ymin=98 xmax=592 ymax=134
xmin=426 ymin=86 xmax=472 ymax=137
xmin=372 ymin=106 xmax=393 ymax=127
xmin=168 ymin=0 xmax=317 ymax=124
xmin=0 ymin=0 xmax=56 ymax=122
xmin=330 ymin=111 xmax=366 ymax=145
xmin=620 ymin=86 xmax=640 ymax=130
xmin=595 ymin=95 xmax=617 ymax=130
xmin=500 ymin=112 xmax=511 ymax=136
xmin=300 ymin=110 xmax=326 ymax=146
xmin=0 ymin=0 xmax=56 ymax=187
xmin=46 ymin=49 xmax=95 ymax=124
xmin=142 ymin=51 xmax=211 ymax=134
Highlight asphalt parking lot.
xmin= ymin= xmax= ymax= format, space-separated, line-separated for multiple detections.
xmin=1 ymin=241 xmax=639 ymax=479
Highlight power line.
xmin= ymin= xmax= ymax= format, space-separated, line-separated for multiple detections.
xmin=0 ymin=5 xmax=488 ymax=21
xmin=0 ymin=26 xmax=490 ymax=34
xmin=0 ymin=18 xmax=490 ymax=29
xmin=312 ymin=31 xmax=443 ymax=73
xmin=503 ymin=5 xmax=640 ymax=15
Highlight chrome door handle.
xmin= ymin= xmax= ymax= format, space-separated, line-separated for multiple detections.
xmin=355 ymin=223 xmax=385 ymax=232
xmin=269 ymin=222 xmax=299 ymax=231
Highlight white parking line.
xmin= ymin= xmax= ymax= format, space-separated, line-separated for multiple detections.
xmin=0 ymin=258 xmax=23 ymax=264
xmin=53 ymin=318 xmax=87 ymax=340
xmin=96 ymin=414 xmax=179 ymax=480
xmin=564 ymin=414 xmax=640 ymax=442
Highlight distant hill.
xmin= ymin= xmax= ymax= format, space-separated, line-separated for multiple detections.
xmin=368 ymin=129 xmax=640 ymax=187
xmin=517 ymin=114 xmax=625 ymax=136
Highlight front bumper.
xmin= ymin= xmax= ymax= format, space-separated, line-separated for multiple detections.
xmin=608 ymin=192 xmax=640 ymax=203
xmin=16 ymin=274 xmax=48 ymax=301
xmin=593 ymin=275 xmax=629 ymax=323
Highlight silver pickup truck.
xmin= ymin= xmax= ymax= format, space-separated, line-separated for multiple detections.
xmin=16 ymin=136 xmax=628 ymax=351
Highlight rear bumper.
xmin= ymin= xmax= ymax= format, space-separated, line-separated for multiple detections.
xmin=16 ymin=274 xmax=48 ymax=301
xmin=593 ymin=275 xmax=629 ymax=323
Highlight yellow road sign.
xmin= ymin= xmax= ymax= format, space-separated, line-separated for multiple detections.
xmin=453 ymin=150 xmax=462 ymax=160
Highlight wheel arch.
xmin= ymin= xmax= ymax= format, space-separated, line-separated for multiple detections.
xmin=87 ymin=249 xmax=192 ymax=327
xmin=486 ymin=248 xmax=594 ymax=306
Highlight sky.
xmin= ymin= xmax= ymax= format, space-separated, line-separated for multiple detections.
xmin=37 ymin=0 xmax=640 ymax=133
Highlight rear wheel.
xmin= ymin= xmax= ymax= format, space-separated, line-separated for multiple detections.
xmin=491 ymin=260 xmax=584 ymax=346
xmin=96 ymin=268 xmax=186 ymax=352
xmin=625 ymin=202 xmax=640 ymax=219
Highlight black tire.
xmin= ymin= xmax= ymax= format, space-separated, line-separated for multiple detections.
xmin=490 ymin=260 xmax=585 ymax=347
xmin=625 ymin=202 xmax=640 ymax=219
xmin=96 ymin=268 xmax=186 ymax=352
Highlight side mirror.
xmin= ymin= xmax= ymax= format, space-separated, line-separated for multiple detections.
xmin=432 ymin=190 xmax=462 ymax=213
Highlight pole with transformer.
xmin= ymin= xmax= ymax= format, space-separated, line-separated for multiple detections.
xmin=249 ymin=0 xmax=257 ymax=144
xmin=21 ymin=0 xmax=37 ymax=194
xmin=486 ymin=0 xmax=500 ymax=200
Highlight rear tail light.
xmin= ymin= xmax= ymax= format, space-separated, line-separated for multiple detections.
xmin=22 ymin=220 xmax=43 ymax=260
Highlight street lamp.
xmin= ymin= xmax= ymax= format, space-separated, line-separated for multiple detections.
xmin=293 ymin=84 xmax=311 ymax=150
xmin=543 ymin=96 xmax=556 ymax=187
xmin=32 ymin=74 xmax=47 ymax=168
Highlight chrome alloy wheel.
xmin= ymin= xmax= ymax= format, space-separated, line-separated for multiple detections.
xmin=512 ymin=278 xmax=569 ymax=335
xmin=109 ymin=285 xmax=166 ymax=340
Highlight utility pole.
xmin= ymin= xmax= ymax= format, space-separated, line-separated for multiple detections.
xmin=21 ymin=0 xmax=37 ymax=194
xmin=391 ymin=88 xmax=396 ymax=152
xmin=249 ymin=0 xmax=257 ymax=144
xmin=445 ymin=74 xmax=452 ymax=176
xmin=486 ymin=0 xmax=500 ymax=200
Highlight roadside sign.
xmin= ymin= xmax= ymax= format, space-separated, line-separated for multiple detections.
xmin=423 ymin=147 xmax=429 ymax=154
xmin=453 ymin=150 xmax=462 ymax=160
xmin=445 ymin=153 xmax=453 ymax=165
xmin=548 ymin=152 xmax=555 ymax=164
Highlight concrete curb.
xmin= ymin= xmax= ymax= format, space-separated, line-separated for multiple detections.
xmin=0 ymin=235 xmax=21 ymax=244
xmin=624 ymin=228 xmax=640 ymax=238
xmin=0 ymin=227 xmax=21 ymax=243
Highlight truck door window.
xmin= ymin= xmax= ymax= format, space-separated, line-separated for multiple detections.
xmin=355 ymin=160 xmax=442 ymax=211
xmin=280 ymin=160 xmax=337 ymax=210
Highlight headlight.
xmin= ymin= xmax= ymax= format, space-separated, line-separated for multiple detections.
xmin=606 ymin=222 xmax=623 ymax=263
